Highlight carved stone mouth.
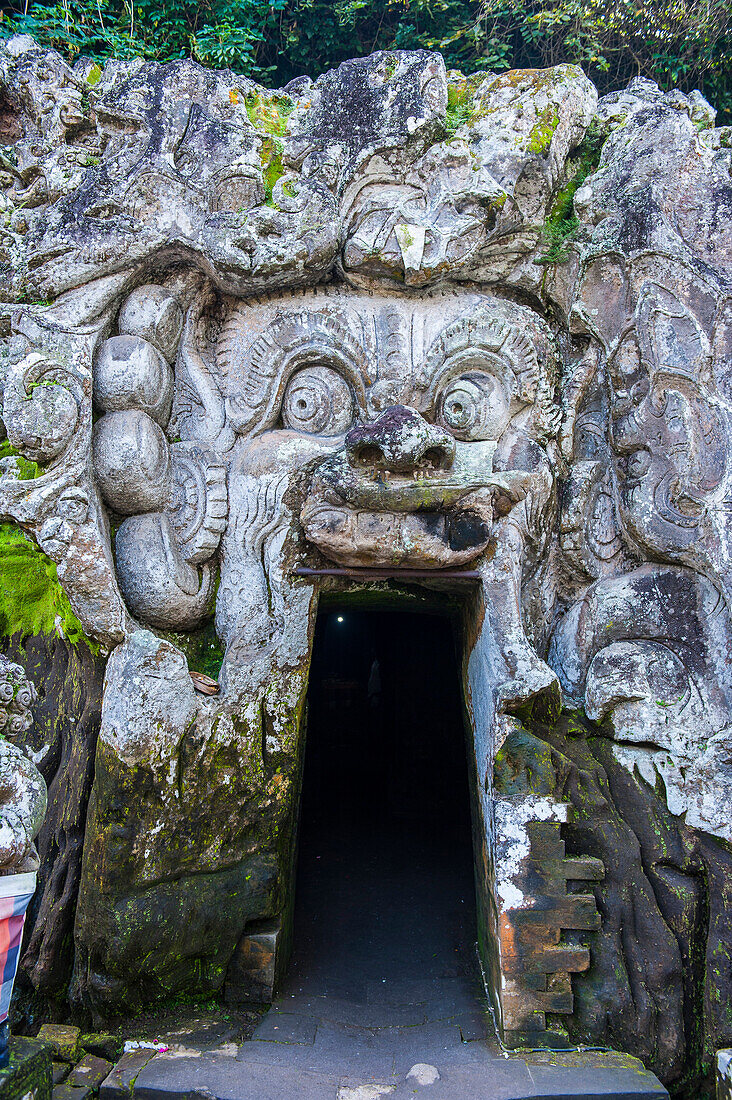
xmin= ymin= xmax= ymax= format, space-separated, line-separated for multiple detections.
xmin=300 ymin=496 xmax=493 ymax=569
xmin=300 ymin=448 xmax=533 ymax=568
xmin=313 ymin=456 xmax=485 ymax=513
xmin=308 ymin=447 xmax=527 ymax=511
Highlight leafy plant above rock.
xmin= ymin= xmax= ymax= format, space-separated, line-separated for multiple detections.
xmin=0 ymin=0 xmax=729 ymax=118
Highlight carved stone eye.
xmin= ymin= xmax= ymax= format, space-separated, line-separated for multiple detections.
xmin=625 ymin=448 xmax=652 ymax=480
xmin=439 ymin=371 xmax=510 ymax=441
xmin=281 ymin=366 xmax=354 ymax=435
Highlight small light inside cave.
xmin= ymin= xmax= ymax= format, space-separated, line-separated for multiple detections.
xmin=337 ymin=616 xmax=344 ymax=623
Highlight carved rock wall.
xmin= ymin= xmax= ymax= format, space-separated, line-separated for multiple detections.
xmin=2 ymin=633 xmax=105 ymax=1010
xmin=496 ymin=715 xmax=732 ymax=1093
xmin=0 ymin=35 xmax=731 ymax=1094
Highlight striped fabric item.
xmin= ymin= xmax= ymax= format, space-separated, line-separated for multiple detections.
xmin=0 ymin=872 xmax=36 ymax=1024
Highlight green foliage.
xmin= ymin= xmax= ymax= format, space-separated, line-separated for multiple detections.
xmin=0 ymin=0 xmax=729 ymax=120
xmin=444 ymin=78 xmax=479 ymax=135
xmin=480 ymin=0 xmax=732 ymax=117
xmin=537 ymin=117 xmax=604 ymax=263
xmin=538 ymin=212 xmax=579 ymax=263
xmin=0 ymin=521 xmax=98 ymax=651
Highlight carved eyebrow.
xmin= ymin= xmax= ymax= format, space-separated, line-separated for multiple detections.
xmin=218 ymin=308 xmax=369 ymax=435
xmin=419 ymin=309 xmax=540 ymax=406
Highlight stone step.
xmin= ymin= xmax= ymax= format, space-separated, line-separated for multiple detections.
xmin=263 ymin=998 xmax=493 ymax=1042
xmin=269 ymin=993 xmax=431 ymax=1029
xmin=126 ymin=1047 xmax=670 ymax=1100
xmin=500 ymin=944 xmax=591 ymax=976
xmin=0 ymin=1039 xmax=52 ymax=1100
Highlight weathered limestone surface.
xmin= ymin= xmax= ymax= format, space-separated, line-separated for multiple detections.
xmin=0 ymin=34 xmax=731 ymax=1093
xmin=3 ymin=634 xmax=105 ymax=1004
xmin=0 ymin=654 xmax=45 ymax=875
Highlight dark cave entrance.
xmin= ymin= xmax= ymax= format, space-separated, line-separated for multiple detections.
xmin=286 ymin=607 xmax=482 ymax=1008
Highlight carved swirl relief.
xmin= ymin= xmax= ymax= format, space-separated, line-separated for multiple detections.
xmin=0 ymin=655 xmax=46 ymax=874
xmin=90 ymin=283 xmax=227 ymax=630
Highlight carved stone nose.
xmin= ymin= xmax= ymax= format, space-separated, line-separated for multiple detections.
xmin=345 ymin=405 xmax=455 ymax=473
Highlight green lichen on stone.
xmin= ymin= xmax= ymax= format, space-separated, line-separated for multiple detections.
xmin=563 ymin=708 xmax=592 ymax=737
xmin=0 ymin=1037 xmax=52 ymax=1099
xmin=12 ymin=285 xmax=55 ymax=307
xmin=527 ymin=106 xmax=560 ymax=156
xmin=244 ymin=90 xmax=293 ymax=137
xmin=86 ymin=62 xmax=102 ymax=86
xmin=259 ymin=137 xmax=285 ymax=206
xmin=0 ymin=441 xmax=42 ymax=480
xmin=243 ymin=90 xmax=293 ymax=202
xmin=0 ymin=521 xmax=98 ymax=651
xmin=494 ymin=724 xmax=557 ymax=797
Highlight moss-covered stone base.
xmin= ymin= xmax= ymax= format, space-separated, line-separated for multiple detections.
xmin=0 ymin=1038 xmax=52 ymax=1100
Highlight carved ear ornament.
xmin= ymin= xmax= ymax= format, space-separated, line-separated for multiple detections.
xmin=168 ymin=443 xmax=228 ymax=564
xmin=90 ymin=282 xmax=227 ymax=632
xmin=3 ymin=351 xmax=84 ymax=466
xmin=175 ymin=288 xmax=234 ymax=453
xmin=559 ymin=458 xmax=625 ymax=582
xmin=636 ymin=283 xmax=714 ymax=390
xmin=114 ymin=512 xmax=216 ymax=630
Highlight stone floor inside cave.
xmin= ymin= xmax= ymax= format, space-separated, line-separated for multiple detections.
xmin=127 ymin=610 xmax=669 ymax=1099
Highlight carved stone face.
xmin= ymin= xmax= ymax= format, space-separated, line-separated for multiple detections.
xmin=216 ymin=289 xmax=555 ymax=576
xmin=153 ymin=284 xmax=558 ymax=641
xmin=10 ymin=42 xmax=732 ymax=1069
xmin=82 ymin=280 xmax=562 ymax=691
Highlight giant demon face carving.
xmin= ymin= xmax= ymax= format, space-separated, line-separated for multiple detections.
xmin=82 ymin=279 xmax=562 ymax=705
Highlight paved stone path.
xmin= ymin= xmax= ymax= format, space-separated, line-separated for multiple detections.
xmin=127 ymin=825 xmax=668 ymax=1099
xmin=128 ymin=971 xmax=669 ymax=1100
xmin=131 ymin=1038 xmax=669 ymax=1099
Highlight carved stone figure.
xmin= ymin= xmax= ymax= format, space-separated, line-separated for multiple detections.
xmin=1 ymin=35 xmax=731 ymax=1093
xmin=0 ymin=656 xmax=45 ymax=874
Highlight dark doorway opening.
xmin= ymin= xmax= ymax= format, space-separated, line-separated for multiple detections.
xmin=287 ymin=608 xmax=481 ymax=1007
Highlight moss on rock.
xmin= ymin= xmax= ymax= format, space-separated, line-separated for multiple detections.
xmin=0 ymin=522 xmax=98 ymax=652
xmin=244 ymin=90 xmax=293 ymax=137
